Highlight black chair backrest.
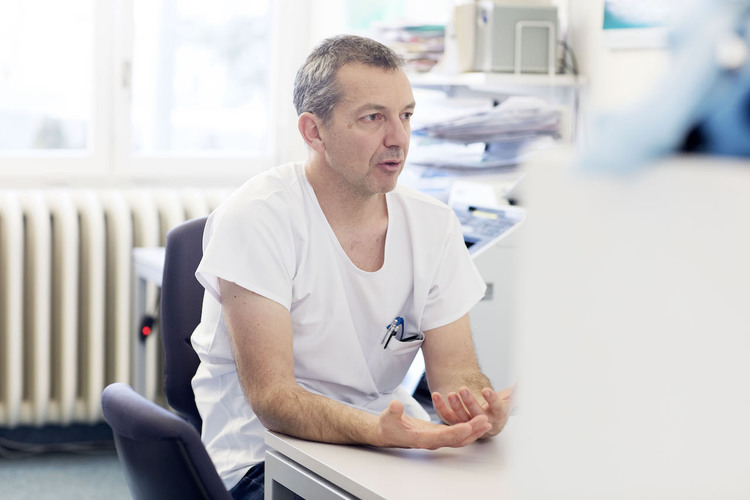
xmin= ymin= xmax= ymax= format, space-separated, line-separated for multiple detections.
xmin=161 ymin=216 xmax=208 ymax=432
xmin=102 ymin=382 xmax=230 ymax=500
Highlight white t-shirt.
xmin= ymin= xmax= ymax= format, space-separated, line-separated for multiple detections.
xmin=192 ymin=162 xmax=486 ymax=489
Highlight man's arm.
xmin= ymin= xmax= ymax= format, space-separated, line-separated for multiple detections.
xmin=218 ymin=278 xmax=491 ymax=449
xmin=421 ymin=314 xmax=513 ymax=437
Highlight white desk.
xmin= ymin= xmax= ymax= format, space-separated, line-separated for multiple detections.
xmin=264 ymin=418 xmax=516 ymax=500
xmin=131 ymin=247 xmax=165 ymax=396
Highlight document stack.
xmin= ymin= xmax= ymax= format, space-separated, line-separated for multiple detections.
xmin=371 ymin=24 xmax=445 ymax=73
xmin=409 ymin=96 xmax=562 ymax=169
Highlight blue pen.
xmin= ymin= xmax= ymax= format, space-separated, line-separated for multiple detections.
xmin=381 ymin=317 xmax=404 ymax=349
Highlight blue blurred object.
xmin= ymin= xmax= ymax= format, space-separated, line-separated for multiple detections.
xmin=578 ymin=0 xmax=750 ymax=172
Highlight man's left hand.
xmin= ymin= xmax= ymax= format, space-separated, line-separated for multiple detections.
xmin=431 ymin=385 xmax=514 ymax=438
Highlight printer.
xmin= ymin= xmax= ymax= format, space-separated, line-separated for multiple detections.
xmin=450 ymin=1 xmax=558 ymax=74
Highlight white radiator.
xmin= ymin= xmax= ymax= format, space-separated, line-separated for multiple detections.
xmin=0 ymin=188 xmax=229 ymax=427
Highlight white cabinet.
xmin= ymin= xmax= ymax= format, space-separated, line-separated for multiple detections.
xmin=405 ymin=71 xmax=585 ymax=391
xmin=469 ymin=225 xmax=523 ymax=390
xmin=405 ymin=71 xmax=585 ymax=392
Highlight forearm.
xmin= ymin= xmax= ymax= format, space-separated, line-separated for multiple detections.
xmin=251 ymin=383 xmax=384 ymax=446
xmin=429 ymin=366 xmax=492 ymax=400
xmin=251 ymin=381 xmax=497 ymax=450
xmin=422 ymin=315 xmax=493 ymax=397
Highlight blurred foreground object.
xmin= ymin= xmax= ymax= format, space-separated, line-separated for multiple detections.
xmin=512 ymin=151 xmax=750 ymax=499
xmin=578 ymin=0 xmax=750 ymax=171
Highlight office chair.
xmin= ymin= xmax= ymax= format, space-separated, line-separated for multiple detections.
xmin=160 ymin=216 xmax=208 ymax=432
xmin=101 ymin=382 xmax=231 ymax=500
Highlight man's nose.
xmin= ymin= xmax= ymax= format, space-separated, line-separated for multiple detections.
xmin=384 ymin=117 xmax=410 ymax=149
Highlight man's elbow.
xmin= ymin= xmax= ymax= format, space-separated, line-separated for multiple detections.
xmin=247 ymin=383 xmax=301 ymax=432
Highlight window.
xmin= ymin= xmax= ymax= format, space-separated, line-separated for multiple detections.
xmin=0 ymin=0 xmax=310 ymax=180
xmin=0 ymin=1 xmax=94 ymax=152
xmin=131 ymin=0 xmax=271 ymax=155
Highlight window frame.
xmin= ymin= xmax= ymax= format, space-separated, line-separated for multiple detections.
xmin=0 ymin=0 xmax=311 ymax=184
xmin=0 ymin=0 xmax=113 ymax=179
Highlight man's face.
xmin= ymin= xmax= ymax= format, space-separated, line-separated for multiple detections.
xmin=317 ymin=62 xmax=415 ymax=197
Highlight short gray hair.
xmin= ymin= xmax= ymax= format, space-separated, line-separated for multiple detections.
xmin=293 ymin=35 xmax=406 ymax=125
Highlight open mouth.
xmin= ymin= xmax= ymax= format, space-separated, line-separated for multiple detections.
xmin=379 ymin=159 xmax=402 ymax=169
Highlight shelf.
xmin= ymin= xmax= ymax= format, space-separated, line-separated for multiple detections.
xmin=408 ymin=71 xmax=585 ymax=93
xmin=408 ymin=71 xmax=585 ymax=143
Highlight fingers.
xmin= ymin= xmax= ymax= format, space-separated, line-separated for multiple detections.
xmin=431 ymin=391 xmax=460 ymax=425
xmin=459 ymin=387 xmax=486 ymax=417
xmin=449 ymin=392 xmax=472 ymax=421
xmin=387 ymin=399 xmax=404 ymax=416
xmin=418 ymin=416 xmax=491 ymax=450
xmin=483 ymin=387 xmax=498 ymax=402
xmin=433 ymin=388 xmax=487 ymax=424
xmin=438 ymin=415 xmax=492 ymax=448
xmin=495 ymin=385 xmax=514 ymax=400
xmin=432 ymin=386 xmax=515 ymax=440
xmin=380 ymin=397 xmax=491 ymax=450
xmin=378 ymin=400 xmax=405 ymax=431
xmin=484 ymin=387 xmax=514 ymax=416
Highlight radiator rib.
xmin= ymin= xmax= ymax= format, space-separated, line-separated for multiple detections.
xmin=1 ymin=192 xmax=24 ymax=427
xmin=0 ymin=188 xmax=228 ymax=427
xmin=75 ymin=191 xmax=107 ymax=423
xmin=50 ymin=191 xmax=81 ymax=425
xmin=101 ymin=191 xmax=133 ymax=391
xmin=21 ymin=192 xmax=52 ymax=426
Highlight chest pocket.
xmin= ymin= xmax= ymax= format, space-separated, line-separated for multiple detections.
xmin=369 ymin=332 xmax=424 ymax=391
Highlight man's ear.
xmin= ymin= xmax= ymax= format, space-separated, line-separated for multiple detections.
xmin=298 ymin=112 xmax=326 ymax=152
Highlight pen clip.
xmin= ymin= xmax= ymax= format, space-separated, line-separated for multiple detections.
xmin=381 ymin=317 xmax=404 ymax=349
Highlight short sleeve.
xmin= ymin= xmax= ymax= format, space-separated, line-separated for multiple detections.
xmin=420 ymin=213 xmax=486 ymax=331
xmin=195 ymin=193 xmax=297 ymax=310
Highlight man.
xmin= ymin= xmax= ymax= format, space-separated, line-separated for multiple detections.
xmin=192 ymin=34 xmax=513 ymax=500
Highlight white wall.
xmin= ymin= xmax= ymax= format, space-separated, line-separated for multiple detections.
xmin=567 ymin=0 xmax=670 ymax=113
xmin=301 ymin=0 xmax=674 ymax=126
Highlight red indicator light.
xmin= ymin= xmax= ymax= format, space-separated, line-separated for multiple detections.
xmin=139 ymin=315 xmax=155 ymax=341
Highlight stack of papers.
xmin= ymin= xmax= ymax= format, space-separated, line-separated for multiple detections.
xmin=372 ymin=24 xmax=445 ymax=73
xmin=408 ymin=138 xmax=556 ymax=169
xmin=413 ymin=96 xmax=561 ymax=144
xmin=409 ymin=96 xmax=561 ymax=169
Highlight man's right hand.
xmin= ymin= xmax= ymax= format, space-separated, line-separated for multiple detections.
xmin=376 ymin=400 xmax=491 ymax=450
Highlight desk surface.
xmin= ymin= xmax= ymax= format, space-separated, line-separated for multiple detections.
xmin=265 ymin=417 xmax=516 ymax=500
xmin=132 ymin=247 xmax=166 ymax=286
xmin=131 ymin=246 xmax=166 ymax=397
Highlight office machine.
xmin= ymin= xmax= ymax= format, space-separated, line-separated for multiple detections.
xmin=472 ymin=2 xmax=558 ymax=74
xmin=455 ymin=203 xmax=525 ymax=257
xmin=461 ymin=203 xmax=523 ymax=391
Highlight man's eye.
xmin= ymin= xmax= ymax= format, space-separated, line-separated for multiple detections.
xmin=402 ymin=112 xmax=413 ymax=120
xmin=364 ymin=114 xmax=380 ymax=121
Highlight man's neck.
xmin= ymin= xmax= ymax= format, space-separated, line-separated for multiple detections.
xmin=304 ymin=160 xmax=387 ymax=229
xmin=305 ymin=160 xmax=390 ymax=272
